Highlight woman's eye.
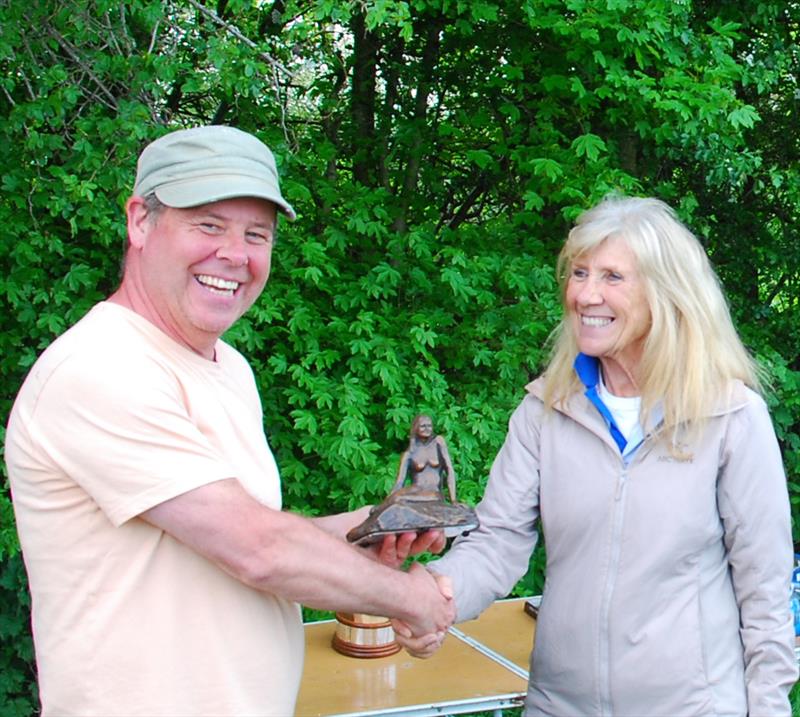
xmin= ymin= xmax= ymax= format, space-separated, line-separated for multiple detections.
xmin=571 ymin=268 xmax=588 ymax=279
xmin=607 ymin=272 xmax=623 ymax=282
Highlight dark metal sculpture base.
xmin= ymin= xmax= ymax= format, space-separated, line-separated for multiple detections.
xmin=346 ymin=497 xmax=479 ymax=546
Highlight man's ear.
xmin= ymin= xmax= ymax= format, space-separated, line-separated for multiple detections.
xmin=126 ymin=196 xmax=151 ymax=250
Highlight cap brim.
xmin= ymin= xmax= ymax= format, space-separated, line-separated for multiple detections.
xmin=154 ymin=174 xmax=296 ymax=221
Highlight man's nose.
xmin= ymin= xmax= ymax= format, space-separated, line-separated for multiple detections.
xmin=216 ymin=233 xmax=249 ymax=266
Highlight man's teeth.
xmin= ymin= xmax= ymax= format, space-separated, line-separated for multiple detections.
xmin=582 ymin=316 xmax=612 ymax=327
xmin=196 ymin=275 xmax=239 ymax=295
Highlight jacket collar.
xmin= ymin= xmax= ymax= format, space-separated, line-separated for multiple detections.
xmin=526 ymin=356 xmax=755 ymax=429
xmin=525 ymin=355 xmax=636 ymax=455
xmin=574 ymin=353 xmax=628 ymax=453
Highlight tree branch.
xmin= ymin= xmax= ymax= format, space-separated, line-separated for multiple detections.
xmin=392 ymin=17 xmax=443 ymax=233
xmin=44 ymin=28 xmax=119 ymax=109
xmin=183 ymin=0 xmax=292 ymax=78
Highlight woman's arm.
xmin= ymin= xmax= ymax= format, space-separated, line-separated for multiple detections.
xmin=718 ymin=393 xmax=798 ymax=716
xmin=429 ymin=396 xmax=543 ymax=622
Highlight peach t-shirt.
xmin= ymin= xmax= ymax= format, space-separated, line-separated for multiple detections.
xmin=6 ymin=302 xmax=303 ymax=716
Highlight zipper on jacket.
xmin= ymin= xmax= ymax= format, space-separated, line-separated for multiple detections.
xmin=614 ymin=470 xmax=629 ymax=500
xmin=600 ymin=468 xmax=629 ymax=715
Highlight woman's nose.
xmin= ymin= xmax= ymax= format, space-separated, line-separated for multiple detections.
xmin=577 ymin=276 xmax=602 ymax=304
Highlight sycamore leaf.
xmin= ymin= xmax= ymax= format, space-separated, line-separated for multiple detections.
xmin=571 ymin=133 xmax=607 ymax=161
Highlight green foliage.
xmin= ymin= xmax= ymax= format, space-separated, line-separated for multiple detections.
xmin=762 ymin=349 xmax=800 ymax=542
xmin=0 ymin=554 xmax=36 ymax=716
xmin=1 ymin=0 xmax=799 ymax=708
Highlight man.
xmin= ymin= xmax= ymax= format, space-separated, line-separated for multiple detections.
xmin=5 ymin=125 xmax=453 ymax=716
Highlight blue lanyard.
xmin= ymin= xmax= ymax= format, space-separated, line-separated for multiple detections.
xmin=574 ymin=353 xmax=627 ymax=453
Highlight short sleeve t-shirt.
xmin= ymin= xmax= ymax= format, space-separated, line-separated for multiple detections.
xmin=6 ymin=302 xmax=304 ymax=716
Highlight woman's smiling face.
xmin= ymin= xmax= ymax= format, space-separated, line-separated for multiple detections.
xmin=565 ymin=236 xmax=651 ymax=375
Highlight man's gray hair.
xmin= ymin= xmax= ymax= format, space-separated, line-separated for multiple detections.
xmin=143 ymin=192 xmax=167 ymax=221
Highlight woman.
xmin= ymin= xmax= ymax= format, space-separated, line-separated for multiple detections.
xmin=390 ymin=414 xmax=457 ymax=503
xmin=397 ymin=196 xmax=797 ymax=715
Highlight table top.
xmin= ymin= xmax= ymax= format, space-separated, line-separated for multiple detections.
xmin=453 ymin=596 xmax=537 ymax=673
xmin=295 ymin=597 xmax=536 ymax=717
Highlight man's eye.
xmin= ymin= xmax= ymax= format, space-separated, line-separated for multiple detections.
xmin=200 ymin=223 xmax=222 ymax=233
xmin=246 ymin=232 xmax=272 ymax=245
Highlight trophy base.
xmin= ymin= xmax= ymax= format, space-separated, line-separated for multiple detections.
xmin=332 ymin=612 xmax=401 ymax=658
xmin=347 ymin=498 xmax=479 ymax=546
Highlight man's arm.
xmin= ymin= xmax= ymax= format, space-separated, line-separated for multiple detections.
xmin=141 ymin=478 xmax=453 ymax=636
xmin=309 ymin=506 xmax=374 ymax=538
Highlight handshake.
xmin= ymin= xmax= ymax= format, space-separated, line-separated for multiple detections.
xmin=370 ymin=530 xmax=456 ymax=659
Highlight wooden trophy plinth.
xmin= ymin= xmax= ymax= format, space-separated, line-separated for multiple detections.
xmin=332 ymin=612 xmax=401 ymax=658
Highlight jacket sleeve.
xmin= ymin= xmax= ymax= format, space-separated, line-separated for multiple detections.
xmin=717 ymin=392 xmax=798 ymax=716
xmin=429 ymin=395 xmax=542 ymax=622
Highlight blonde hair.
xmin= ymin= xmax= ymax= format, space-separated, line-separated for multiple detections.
xmin=542 ymin=195 xmax=761 ymax=444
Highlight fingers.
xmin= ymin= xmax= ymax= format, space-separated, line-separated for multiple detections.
xmin=372 ymin=529 xmax=446 ymax=568
xmin=392 ymin=530 xmax=442 ymax=562
xmin=391 ymin=568 xmax=453 ymax=659
xmin=396 ymin=529 xmax=445 ymax=559
xmin=391 ymin=618 xmax=412 ymax=638
xmin=405 ymin=562 xmax=455 ymax=634
xmin=393 ymin=531 xmax=416 ymax=562
xmin=391 ymin=621 xmax=447 ymax=659
xmin=410 ymin=529 xmax=446 ymax=556
xmin=434 ymin=573 xmax=453 ymax=600
xmin=404 ymin=636 xmax=445 ymax=659
xmin=373 ymin=533 xmax=402 ymax=568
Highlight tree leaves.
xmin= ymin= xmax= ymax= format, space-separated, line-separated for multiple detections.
xmin=1 ymin=0 xmax=797 ymax=544
xmin=572 ymin=133 xmax=607 ymax=162
xmin=2 ymin=1 xmax=800 ymax=706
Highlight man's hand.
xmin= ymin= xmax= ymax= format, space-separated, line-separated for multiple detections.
xmin=310 ymin=508 xmax=445 ymax=567
xmin=373 ymin=530 xmax=446 ymax=568
xmin=392 ymin=571 xmax=454 ymax=657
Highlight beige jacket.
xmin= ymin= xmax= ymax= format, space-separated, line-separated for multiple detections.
xmin=433 ymin=377 xmax=797 ymax=716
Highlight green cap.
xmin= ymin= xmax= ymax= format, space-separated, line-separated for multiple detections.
xmin=133 ymin=125 xmax=296 ymax=220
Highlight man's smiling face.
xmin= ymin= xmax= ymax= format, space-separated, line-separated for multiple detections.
xmin=128 ymin=196 xmax=276 ymax=358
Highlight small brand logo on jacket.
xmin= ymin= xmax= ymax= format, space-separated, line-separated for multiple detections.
xmin=657 ymin=455 xmax=694 ymax=463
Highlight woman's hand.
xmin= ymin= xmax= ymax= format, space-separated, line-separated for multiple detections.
xmin=373 ymin=530 xmax=446 ymax=568
xmin=393 ymin=626 xmax=448 ymax=658
xmin=391 ymin=572 xmax=454 ymax=658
